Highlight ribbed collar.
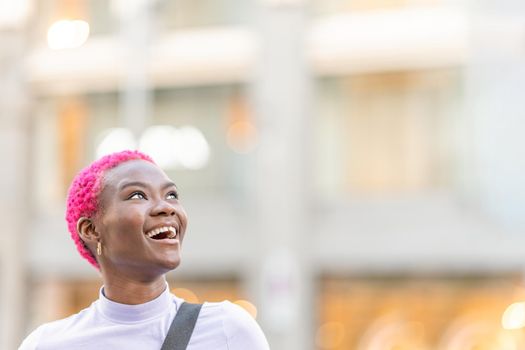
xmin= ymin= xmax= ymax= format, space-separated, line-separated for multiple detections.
xmin=97 ymin=283 xmax=174 ymax=324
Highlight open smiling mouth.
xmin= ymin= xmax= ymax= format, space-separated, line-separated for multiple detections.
xmin=145 ymin=226 xmax=178 ymax=240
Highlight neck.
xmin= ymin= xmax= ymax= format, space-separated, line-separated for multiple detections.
xmin=101 ymin=272 xmax=167 ymax=305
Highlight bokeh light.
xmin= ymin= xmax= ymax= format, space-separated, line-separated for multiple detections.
xmin=96 ymin=128 xmax=136 ymax=159
xmin=172 ymin=288 xmax=199 ymax=304
xmin=234 ymin=299 xmax=258 ymax=319
xmin=316 ymin=321 xmax=346 ymax=349
xmin=227 ymin=120 xmax=258 ymax=154
xmin=138 ymin=125 xmax=180 ymax=169
xmin=47 ymin=20 xmax=90 ymax=50
xmin=174 ymin=126 xmax=210 ymax=170
xmin=502 ymin=302 xmax=525 ymax=330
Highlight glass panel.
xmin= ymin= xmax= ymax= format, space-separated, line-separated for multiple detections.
xmin=151 ymin=85 xmax=252 ymax=197
xmin=313 ymin=70 xmax=461 ymax=197
xmin=33 ymin=0 xmax=116 ymax=44
xmin=33 ymin=97 xmax=64 ymax=212
xmin=310 ymin=0 xmax=442 ymax=17
xmin=317 ymin=275 xmax=524 ymax=349
xmin=86 ymin=0 xmax=116 ymax=36
xmin=156 ymin=0 xmax=256 ymax=30
xmin=31 ymin=84 xmax=253 ymax=214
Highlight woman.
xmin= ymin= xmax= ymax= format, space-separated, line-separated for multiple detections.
xmin=20 ymin=150 xmax=270 ymax=349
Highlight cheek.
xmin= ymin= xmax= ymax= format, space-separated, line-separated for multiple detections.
xmin=178 ymin=206 xmax=189 ymax=228
xmin=103 ymin=206 xmax=146 ymax=237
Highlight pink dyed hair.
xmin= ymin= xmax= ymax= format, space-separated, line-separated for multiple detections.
xmin=65 ymin=150 xmax=155 ymax=269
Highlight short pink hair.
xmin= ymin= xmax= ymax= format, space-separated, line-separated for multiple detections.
xmin=66 ymin=150 xmax=155 ymax=269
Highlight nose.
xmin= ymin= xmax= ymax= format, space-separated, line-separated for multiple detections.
xmin=151 ymin=199 xmax=176 ymax=216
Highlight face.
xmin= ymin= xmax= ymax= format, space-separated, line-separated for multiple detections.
xmin=93 ymin=160 xmax=188 ymax=278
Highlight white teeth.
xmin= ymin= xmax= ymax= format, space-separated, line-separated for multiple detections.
xmin=146 ymin=226 xmax=178 ymax=239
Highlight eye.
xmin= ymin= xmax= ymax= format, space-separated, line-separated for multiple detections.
xmin=166 ymin=191 xmax=179 ymax=200
xmin=128 ymin=191 xmax=147 ymax=200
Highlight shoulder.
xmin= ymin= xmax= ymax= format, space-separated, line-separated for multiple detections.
xmin=18 ymin=324 xmax=44 ymax=350
xmin=201 ymin=301 xmax=270 ymax=349
xmin=19 ymin=316 xmax=74 ymax=350
xmin=18 ymin=303 xmax=96 ymax=350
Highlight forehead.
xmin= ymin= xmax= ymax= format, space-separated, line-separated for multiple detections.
xmin=102 ymin=160 xmax=172 ymax=191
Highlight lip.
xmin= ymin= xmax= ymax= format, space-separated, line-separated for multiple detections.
xmin=147 ymin=236 xmax=180 ymax=245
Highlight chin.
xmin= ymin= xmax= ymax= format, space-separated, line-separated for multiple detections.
xmin=160 ymin=256 xmax=181 ymax=271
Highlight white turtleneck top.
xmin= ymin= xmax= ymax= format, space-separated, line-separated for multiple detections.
xmin=19 ymin=285 xmax=269 ymax=350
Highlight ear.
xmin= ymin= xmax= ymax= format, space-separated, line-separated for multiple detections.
xmin=77 ymin=217 xmax=100 ymax=244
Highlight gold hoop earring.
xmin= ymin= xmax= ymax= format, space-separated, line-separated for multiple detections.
xmin=97 ymin=241 xmax=102 ymax=256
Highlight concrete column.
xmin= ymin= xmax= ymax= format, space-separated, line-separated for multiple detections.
xmin=251 ymin=1 xmax=313 ymax=349
xmin=113 ymin=0 xmax=153 ymax=135
xmin=465 ymin=0 xmax=525 ymax=231
xmin=0 ymin=28 xmax=30 ymax=349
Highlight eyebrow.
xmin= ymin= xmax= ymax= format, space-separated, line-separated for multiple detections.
xmin=118 ymin=181 xmax=177 ymax=191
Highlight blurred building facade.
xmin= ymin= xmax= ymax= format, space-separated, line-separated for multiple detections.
xmin=2 ymin=0 xmax=525 ymax=349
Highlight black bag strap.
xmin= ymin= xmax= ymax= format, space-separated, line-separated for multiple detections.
xmin=160 ymin=302 xmax=202 ymax=350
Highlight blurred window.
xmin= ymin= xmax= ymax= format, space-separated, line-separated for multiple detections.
xmin=85 ymin=0 xmax=115 ymax=35
xmin=151 ymin=85 xmax=253 ymax=197
xmin=31 ymin=84 xmax=253 ymax=213
xmin=35 ymin=0 xmax=115 ymax=44
xmin=317 ymin=275 xmax=522 ymax=350
xmin=311 ymin=0 xmax=441 ymax=16
xmin=313 ymin=70 xmax=461 ymax=197
xmin=155 ymin=0 xmax=256 ymax=30
xmin=32 ymin=96 xmax=95 ymax=214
